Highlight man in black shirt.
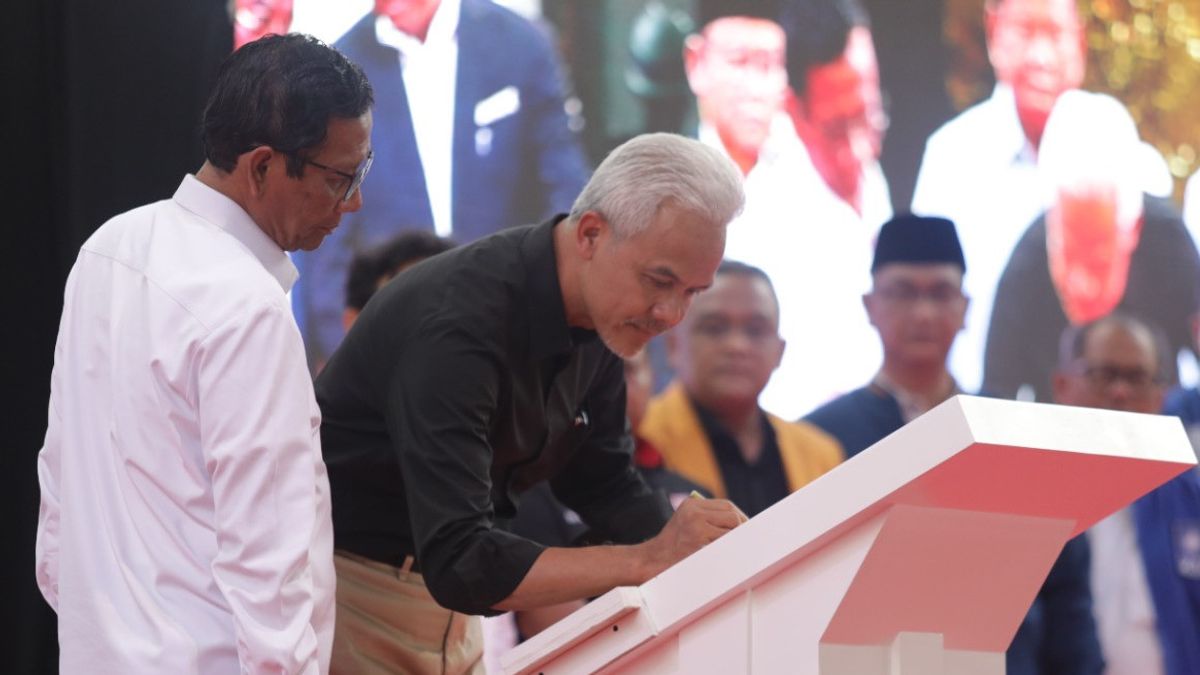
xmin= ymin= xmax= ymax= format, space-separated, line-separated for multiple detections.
xmin=317 ymin=133 xmax=746 ymax=673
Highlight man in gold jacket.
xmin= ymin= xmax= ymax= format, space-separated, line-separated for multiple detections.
xmin=640 ymin=260 xmax=843 ymax=516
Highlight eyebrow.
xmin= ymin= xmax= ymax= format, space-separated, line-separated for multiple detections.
xmin=647 ymin=266 xmax=711 ymax=293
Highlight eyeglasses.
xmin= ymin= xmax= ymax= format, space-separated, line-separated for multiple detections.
xmin=873 ymin=284 xmax=964 ymax=309
xmin=301 ymin=150 xmax=374 ymax=203
xmin=692 ymin=317 xmax=779 ymax=343
xmin=1073 ymin=362 xmax=1160 ymax=392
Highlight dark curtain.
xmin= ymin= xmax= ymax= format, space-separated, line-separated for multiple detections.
xmin=2 ymin=1 xmax=231 ymax=671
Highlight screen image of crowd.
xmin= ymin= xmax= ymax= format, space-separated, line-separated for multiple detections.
xmin=35 ymin=0 xmax=1200 ymax=673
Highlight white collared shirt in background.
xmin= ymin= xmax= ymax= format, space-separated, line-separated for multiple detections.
xmin=1089 ymin=508 xmax=1165 ymax=675
xmin=375 ymin=0 xmax=461 ymax=237
xmin=36 ymin=175 xmax=335 ymax=674
xmin=714 ymin=118 xmax=890 ymax=420
xmin=911 ymin=84 xmax=1050 ymax=396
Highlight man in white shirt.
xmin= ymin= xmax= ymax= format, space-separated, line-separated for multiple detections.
xmin=911 ymin=0 xmax=1087 ymax=394
xmin=683 ymin=1 xmax=789 ymax=179
xmin=35 ymin=34 xmax=374 ymax=674
xmin=721 ymin=0 xmax=891 ymax=419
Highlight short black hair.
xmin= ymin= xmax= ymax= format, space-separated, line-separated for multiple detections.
xmin=1057 ymin=312 xmax=1170 ymax=379
xmin=345 ymin=231 xmax=456 ymax=311
xmin=202 ymin=33 xmax=373 ymax=177
xmin=716 ymin=259 xmax=780 ymax=314
xmin=779 ymin=0 xmax=870 ymax=95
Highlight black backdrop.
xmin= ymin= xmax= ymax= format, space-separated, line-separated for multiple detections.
xmin=2 ymin=1 xmax=946 ymax=671
xmin=4 ymin=0 xmax=231 ymax=671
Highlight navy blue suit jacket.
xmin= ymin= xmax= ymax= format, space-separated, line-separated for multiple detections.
xmin=293 ymin=1 xmax=590 ymax=363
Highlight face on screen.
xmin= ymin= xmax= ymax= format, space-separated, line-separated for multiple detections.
xmin=685 ymin=17 xmax=788 ymax=165
xmin=987 ymin=0 xmax=1086 ymax=141
xmin=1047 ymin=184 xmax=1141 ymax=325
xmin=796 ymin=27 xmax=885 ymax=210
xmin=375 ymin=0 xmax=441 ymax=36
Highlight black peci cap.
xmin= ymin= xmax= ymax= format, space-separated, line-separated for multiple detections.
xmin=871 ymin=213 xmax=966 ymax=274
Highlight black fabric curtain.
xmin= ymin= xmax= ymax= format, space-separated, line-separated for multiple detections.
xmin=3 ymin=1 xmax=231 ymax=671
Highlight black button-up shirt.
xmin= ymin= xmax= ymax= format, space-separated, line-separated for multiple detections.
xmin=316 ymin=216 xmax=673 ymax=615
xmin=693 ymin=401 xmax=789 ymax=518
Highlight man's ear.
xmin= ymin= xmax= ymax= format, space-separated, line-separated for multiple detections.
xmin=575 ymin=211 xmax=609 ymax=261
xmin=244 ymin=146 xmax=276 ymax=198
xmin=682 ymin=34 xmax=707 ymax=92
xmin=862 ymin=292 xmax=878 ymax=328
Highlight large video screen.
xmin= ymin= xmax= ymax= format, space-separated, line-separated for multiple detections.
xmin=235 ymin=0 xmax=1200 ymax=417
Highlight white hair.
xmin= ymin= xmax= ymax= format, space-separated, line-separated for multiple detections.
xmin=1038 ymin=89 xmax=1153 ymax=229
xmin=569 ymin=133 xmax=745 ymax=238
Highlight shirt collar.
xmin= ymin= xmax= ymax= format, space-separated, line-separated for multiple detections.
xmin=522 ymin=215 xmax=591 ymax=360
xmin=870 ymin=370 xmax=962 ymax=424
xmin=986 ymin=84 xmax=1038 ymax=167
xmin=690 ymin=395 xmax=777 ymax=467
xmin=374 ymin=0 xmax=461 ymax=55
xmin=172 ymin=174 xmax=298 ymax=292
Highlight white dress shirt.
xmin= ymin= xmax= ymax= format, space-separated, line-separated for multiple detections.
xmin=717 ymin=120 xmax=890 ymax=420
xmin=36 ymin=175 xmax=335 ymax=674
xmin=911 ymin=85 xmax=1050 ymax=396
xmin=375 ymin=0 xmax=461 ymax=237
xmin=1089 ymin=508 xmax=1165 ymax=675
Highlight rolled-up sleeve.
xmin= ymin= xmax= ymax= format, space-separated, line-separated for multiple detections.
xmin=197 ymin=303 xmax=324 ymax=674
xmin=386 ymin=324 xmax=545 ymax=616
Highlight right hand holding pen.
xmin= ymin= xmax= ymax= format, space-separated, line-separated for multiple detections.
xmin=634 ymin=497 xmax=746 ymax=581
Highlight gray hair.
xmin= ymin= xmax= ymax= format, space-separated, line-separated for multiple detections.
xmin=568 ymin=133 xmax=745 ymax=238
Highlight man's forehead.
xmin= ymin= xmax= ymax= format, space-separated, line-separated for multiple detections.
xmin=1083 ymin=323 xmax=1158 ymax=366
xmin=704 ymin=17 xmax=784 ymax=48
xmin=691 ymin=274 xmax=777 ymax=313
xmin=995 ymin=0 xmax=1080 ymax=26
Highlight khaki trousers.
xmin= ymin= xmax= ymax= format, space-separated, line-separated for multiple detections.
xmin=331 ymin=551 xmax=485 ymax=675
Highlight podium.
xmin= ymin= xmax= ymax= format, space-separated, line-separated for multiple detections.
xmin=501 ymin=396 xmax=1196 ymax=675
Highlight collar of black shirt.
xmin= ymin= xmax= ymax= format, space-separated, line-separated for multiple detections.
xmin=691 ymin=397 xmax=779 ymax=467
xmin=522 ymin=214 xmax=599 ymax=360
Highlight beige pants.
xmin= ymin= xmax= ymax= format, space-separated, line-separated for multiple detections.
xmin=332 ymin=551 xmax=485 ymax=675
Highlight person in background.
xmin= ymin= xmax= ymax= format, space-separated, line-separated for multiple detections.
xmin=641 ymin=260 xmax=842 ymax=518
xmin=1054 ymin=314 xmax=1200 ymax=675
xmin=911 ymin=0 xmax=1172 ymax=395
xmin=293 ymin=0 xmax=591 ymax=368
xmin=983 ymin=90 xmax=1200 ymax=402
xmin=807 ymin=213 xmax=1103 ymax=675
xmin=721 ymin=0 xmax=890 ymax=420
xmin=342 ymin=229 xmax=455 ymax=330
xmin=36 ymin=34 xmax=373 ymax=673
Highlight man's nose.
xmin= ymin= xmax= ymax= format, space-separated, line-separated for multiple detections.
xmin=652 ymin=295 xmax=688 ymax=328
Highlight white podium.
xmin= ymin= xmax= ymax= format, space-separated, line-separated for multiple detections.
xmin=501 ymin=396 xmax=1196 ymax=675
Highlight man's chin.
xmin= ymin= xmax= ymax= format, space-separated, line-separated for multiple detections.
xmin=599 ymin=329 xmax=648 ymax=359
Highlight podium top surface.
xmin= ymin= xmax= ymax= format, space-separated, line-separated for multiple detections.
xmin=503 ymin=395 xmax=1196 ymax=672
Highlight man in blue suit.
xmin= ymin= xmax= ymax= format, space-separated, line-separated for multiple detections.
xmin=293 ymin=0 xmax=590 ymax=367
